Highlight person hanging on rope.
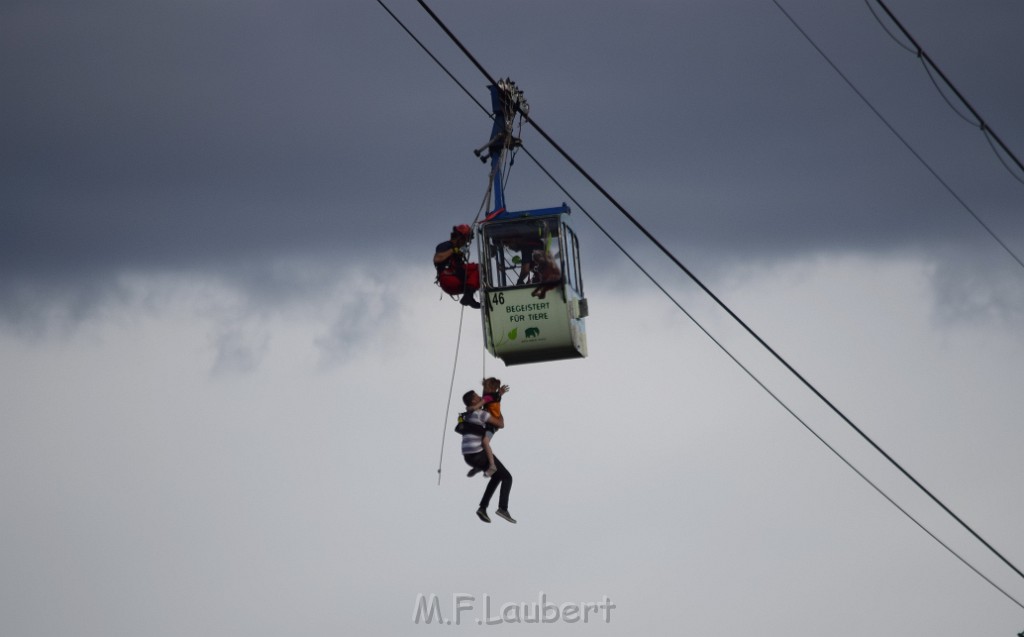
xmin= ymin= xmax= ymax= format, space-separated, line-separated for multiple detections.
xmin=467 ymin=377 xmax=509 ymax=478
xmin=434 ymin=224 xmax=481 ymax=309
xmin=459 ymin=389 xmax=515 ymax=524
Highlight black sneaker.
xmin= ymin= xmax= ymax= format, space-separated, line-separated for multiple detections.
xmin=467 ymin=467 xmax=481 ymax=478
xmin=494 ymin=509 xmax=517 ymax=524
xmin=460 ymin=296 xmax=481 ymax=309
xmin=476 ymin=507 xmax=491 ymax=523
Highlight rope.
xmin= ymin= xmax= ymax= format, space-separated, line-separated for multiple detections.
xmin=436 ymin=149 xmax=504 ymax=483
xmin=773 ymin=1 xmax=1024 ymax=274
xmin=436 ymin=304 xmax=467 ymax=485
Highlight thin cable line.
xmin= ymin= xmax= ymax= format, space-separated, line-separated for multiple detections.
xmin=869 ymin=0 xmax=1024 ymax=186
xmin=984 ymin=128 xmax=1024 ymax=187
xmin=869 ymin=0 xmax=1024 ymax=180
xmin=918 ymin=56 xmax=981 ymax=127
xmin=415 ymin=0 xmax=497 ymax=86
xmin=772 ymin=1 xmax=1024 ymax=272
xmin=864 ymin=0 xmax=914 ymax=54
xmin=379 ymin=0 xmax=1024 ymax=605
xmin=374 ymin=0 xmax=488 ymax=114
xmin=413 ymin=0 xmax=1024 ymax=586
xmin=520 ymin=144 xmax=1024 ymax=610
xmin=436 ymin=304 xmax=466 ymax=485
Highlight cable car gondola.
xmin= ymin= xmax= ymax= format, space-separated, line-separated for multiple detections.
xmin=475 ymin=80 xmax=588 ymax=365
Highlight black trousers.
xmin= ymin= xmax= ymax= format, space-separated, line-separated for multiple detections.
xmin=464 ymin=451 xmax=512 ymax=510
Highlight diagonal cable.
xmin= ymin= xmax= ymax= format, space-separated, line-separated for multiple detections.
xmin=414 ymin=0 xmax=1024 ymax=585
xmin=870 ymin=0 xmax=1024 ymax=179
xmin=377 ymin=0 xmax=1024 ymax=603
xmin=775 ymin=0 xmax=1024 ymax=271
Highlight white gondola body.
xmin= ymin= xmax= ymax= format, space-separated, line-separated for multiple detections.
xmin=477 ymin=209 xmax=588 ymax=365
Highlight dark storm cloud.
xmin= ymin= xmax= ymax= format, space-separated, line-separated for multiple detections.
xmin=3 ymin=2 xmax=394 ymax=268
xmin=503 ymin=0 xmax=1024 ymax=259
xmin=2 ymin=0 xmax=1022 ymax=319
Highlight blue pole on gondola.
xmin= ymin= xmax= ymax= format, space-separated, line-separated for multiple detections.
xmin=487 ymin=83 xmax=507 ymax=214
xmin=478 ymin=80 xmax=528 ymax=217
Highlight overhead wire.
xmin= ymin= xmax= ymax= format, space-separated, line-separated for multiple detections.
xmin=412 ymin=0 xmax=1024 ymax=591
xmin=985 ymin=129 xmax=1024 ymax=188
xmin=919 ymin=58 xmax=984 ymax=128
xmin=378 ymin=0 xmax=1024 ymax=606
xmin=866 ymin=0 xmax=1024 ymax=189
xmin=773 ymin=0 xmax=1024 ymax=272
xmin=412 ymin=1 xmax=1024 ymax=589
xmin=865 ymin=0 xmax=1024 ymax=184
xmin=374 ymin=0 xmax=485 ymax=115
xmin=864 ymin=0 xmax=915 ymax=55
xmin=517 ymin=144 xmax=1024 ymax=613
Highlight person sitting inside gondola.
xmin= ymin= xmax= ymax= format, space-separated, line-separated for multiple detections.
xmin=434 ymin=224 xmax=481 ymax=309
xmin=530 ymin=249 xmax=561 ymax=299
xmin=507 ymin=235 xmax=544 ymax=285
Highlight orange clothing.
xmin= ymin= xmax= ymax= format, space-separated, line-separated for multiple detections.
xmin=483 ymin=392 xmax=502 ymax=421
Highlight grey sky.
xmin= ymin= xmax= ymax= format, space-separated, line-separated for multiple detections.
xmin=2 ymin=2 xmax=1023 ymax=635
xmin=4 ymin=1 xmax=1023 ymax=292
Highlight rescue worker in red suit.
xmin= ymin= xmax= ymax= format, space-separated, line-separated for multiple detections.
xmin=434 ymin=224 xmax=481 ymax=309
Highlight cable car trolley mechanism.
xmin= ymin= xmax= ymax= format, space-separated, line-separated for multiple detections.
xmin=474 ymin=80 xmax=588 ymax=365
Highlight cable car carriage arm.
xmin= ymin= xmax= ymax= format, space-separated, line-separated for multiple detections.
xmin=472 ymin=80 xmax=588 ymax=364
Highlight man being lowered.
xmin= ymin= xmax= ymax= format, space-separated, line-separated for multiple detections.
xmin=459 ymin=390 xmax=515 ymax=524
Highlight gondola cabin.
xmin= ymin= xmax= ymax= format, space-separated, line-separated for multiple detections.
xmin=476 ymin=205 xmax=588 ymax=365
xmin=472 ymin=79 xmax=589 ymax=365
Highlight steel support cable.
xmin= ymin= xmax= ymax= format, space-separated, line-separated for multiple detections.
xmin=985 ymin=128 xmax=1024 ymax=188
xmin=374 ymin=0 xmax=485 ymax=115
xmin=868 ymin=0 xmax=1024 ymax=181
xmin=774 ymin=1 xmax=1024 ymax=271
xmin=911 ymin=46 xmax=1024 ymax=194
xmin=412 ymin=0 xmax=1024 ymax=585
xmin=380 ymin=0 xmax=1024 ymax=609
xmin=519 ymin=144 xmax=1024 ymax=611
xmin=867 ymin=1 xmax=1024 ymax=189
xmin=917 ymin=55 xmax=983 ymax=128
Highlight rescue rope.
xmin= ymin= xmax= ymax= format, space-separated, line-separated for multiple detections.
xmin=437 ymin=160 xmax=501 ymax=484
xmin=436 ymin=304 xmax=467 ymax=485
